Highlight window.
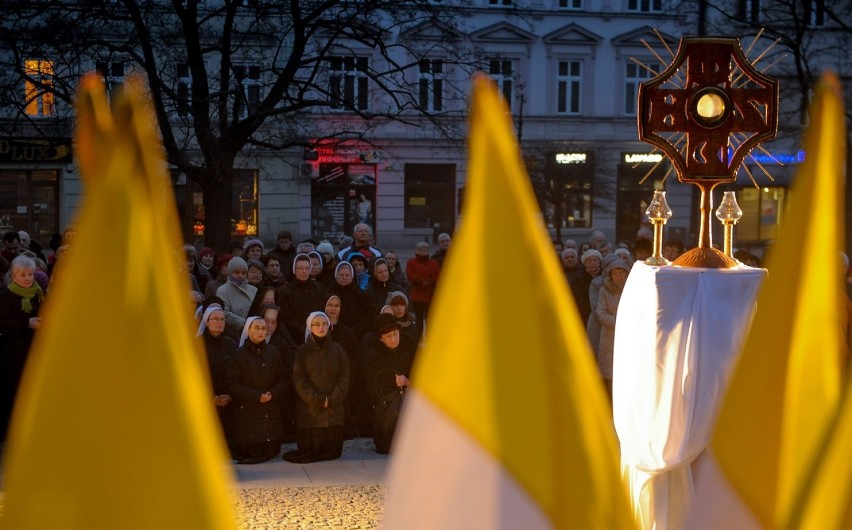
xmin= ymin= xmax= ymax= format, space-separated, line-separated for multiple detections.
xmin=559 ymin=0 xmax=583 ymax=9
xmin=329 ymin=56 xmax=369 ymax=111
xmin=176 ymin=63 xmax=191 ymax=117
xmin=419 ymin=59 xmax=444 ymax=112
xmin=624 ymin=60 xmax=657 ymax=115
xmin=233 ymin=64 xmax=260 ymax=118
xmin=404 ymin=163 xmax=456 ymax=232
xmin=488 ymin=0 xmax=512 ymax=5
xmin=627 ymin=0 xmax=662 ymax=12
xmin=804 ymin=0 xmax=825 ymax=26
xmin=23 ymin=59 xmax=55 ymax=117
xmin=736 ymin=0 xmax=760 ymax=22
xmin=95 ymin=60 xmax=126 ymax=95
xmin=488 ymin=59 xmax=514 ymax=111
xmin=557 ymin=60 xmax=582 ymax=115
xmin=172 ymin=169 xmax=258 ymax=239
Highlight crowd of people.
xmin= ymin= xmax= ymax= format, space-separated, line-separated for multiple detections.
xmin=0 ymin=223 xmax=452 ymax=464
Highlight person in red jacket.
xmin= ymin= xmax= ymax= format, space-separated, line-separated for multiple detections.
xmin=405 ymin=241 xmax=440 ymax=338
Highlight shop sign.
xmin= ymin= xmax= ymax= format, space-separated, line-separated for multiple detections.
xmin=554 ymin=152 xmax=587 ymax=164
xmin=0 ymin=138 xmax=72 ymax=163
xmin=624 ymin=153 xmax=664 ymax=164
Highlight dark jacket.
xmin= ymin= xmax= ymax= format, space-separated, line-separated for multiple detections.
xmin=363 ymin=335 xmax=415 ymax=407
xmin=364 ymin=277 xmax=403 ymax=312
xmin=227 ymin=339 xmax=287 ymax=445
xmin=329 ymin=280 xmax=373 ymax=335
xmin=202 ymin=331 xmax=237 ymax=396
xmin=277 ymin=278 xmax=329 ymax=344
xmin=292 ymin=335 xmax=349 ymax=428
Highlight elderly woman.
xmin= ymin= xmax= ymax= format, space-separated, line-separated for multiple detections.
xmin=228 ymin=316 xmax=287 ymax=464
xmin=282 ymin=311 xmax=350 ymax=463
xmin=197 ymin=304 xmax=237 ymax=454
xmin=570 ymin=248 xmax=602 ymax=330
xmin=0 ymin=255 xmax=44 ymax=440
xmin=363 ymin=314 xmax=415 ymax=454
xmin=595 ymin=257 xmax=630 ymax=401
xmin=216 ymin=256 xmax=258 ymax=337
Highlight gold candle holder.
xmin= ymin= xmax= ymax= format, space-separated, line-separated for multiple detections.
xmin=644 ymin=190 xmax=673 ymax=266
xmin=715 ymin=191 xmax=743 ymax=258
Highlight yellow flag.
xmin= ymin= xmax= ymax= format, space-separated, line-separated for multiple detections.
xmin=1 ymin=75 xmax=237 ymax=529
xmin=384 ymin=75 xmax=635 ymax=529
xmin=781 ymin=72 xmax=850 ymax=530
xmin=711 ymin=71 xmax=846 ymax=528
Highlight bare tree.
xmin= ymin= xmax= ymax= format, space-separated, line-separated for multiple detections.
xmin=0 ymin=0 xmax=482 ymax=250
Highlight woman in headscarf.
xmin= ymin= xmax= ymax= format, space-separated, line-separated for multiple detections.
xmin=197 ymin=303 xmax=237 ymax=455
xmin=385 ymin=290 xmax=420 ymax=346
xmin=364 ymin=257 xmax=403 ymax=312
xmin=276 ymin=253 xmax=329 ymax=344
xmin=227 ymin=316 xmax=287 ymax=464
xmin=324 ymin=294 xmax=367 ymax=438
xmin=328 ymin=260 xmax=371 ymax=335
xmin=595 ymin=257 xmax=630 ymax=402
xmin=282 ymin=312 xmax=350 ymax=463
xmin=256 ymin=303 xmax=298 ymax=441
xmin=0 ymin=255 xmax=44 ymax=440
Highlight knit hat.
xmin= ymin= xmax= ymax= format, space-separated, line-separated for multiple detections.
xmin=199 ymin=247 xmax=215 ymax=258
xmin=581 ymin=249 xmax=603 ymax=266
xmin=374 ymin=313 xmax=400 ymax=336
xmin=385 ymin=290 xmax=409 ymax=307
xmin=605 ymin=257 xmax=629 ymax=277
xmin=316 ymin=242 xmax=334 ymax=255
xmin=246 ymin=258 xmax=265 ymax=272
xmin=227 ymin=256 xmax=248 ymax=274
xmin=243 ymin=238 xmax=264 ymax=252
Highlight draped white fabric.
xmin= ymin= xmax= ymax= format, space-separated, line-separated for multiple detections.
xmin=613 ymin=262 xmax=766 ymax=529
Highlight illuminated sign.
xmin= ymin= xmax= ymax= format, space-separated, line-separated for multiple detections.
xmin=747 ymin=150 xmax=806 ymax=165
xmin=624 ymin=153 xmax=664 ymax=164
xmin=0 ymin=138 xmax=72 ymax=163
xmin=555 ymin=153 xmax=587 ymax=164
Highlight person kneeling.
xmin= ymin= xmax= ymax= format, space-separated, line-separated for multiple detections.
xmin=283 ymin=311 xmax=350 ymax=463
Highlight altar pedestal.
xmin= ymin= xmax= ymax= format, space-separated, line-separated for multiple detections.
xmin=613 ymin=262 xmax=766 ymax=530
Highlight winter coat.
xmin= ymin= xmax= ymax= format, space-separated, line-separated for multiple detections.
xmin=216 ymin=280 xmax=258 ymax=335
xmin=227 ymin=339 xmax=287 ymax=445
xmin=595 ymin=278 xmax=624 ymax=380
xmin=405 ymin=256 xmax=440 ymax=304
xmin=277 ymin=278 xmax=329 ymax=344
xmin=292 ymin=335 xmax=349 ymax=429
xmin=364 ymin=278 xmax=403 ymax=312
xmin=202 ymin=331 xmax=237 ymax=396
xmin=329 ymin=280 xmax=373 ymax=335
xmin=363 ymin=335 xmax=415 ymax=407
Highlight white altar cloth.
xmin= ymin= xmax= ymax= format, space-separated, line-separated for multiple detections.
xmin=613 ymin=262 xmax=766 ymax=530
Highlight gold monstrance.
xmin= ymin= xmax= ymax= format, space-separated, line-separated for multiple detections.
xmin=637 ymin=37 xmax=779 ymax=268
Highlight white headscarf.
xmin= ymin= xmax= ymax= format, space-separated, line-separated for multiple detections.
xmin=292 ymin=253 xmax=311 ymax=274
xmin=304 ymin=311 xmax=331 ymax=342
xmin=239 ymin=316 xmax=264 ymax=347
xmin=196 ymin=304 xmax=224 ymax=337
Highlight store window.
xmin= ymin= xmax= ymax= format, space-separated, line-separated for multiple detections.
xmin=0 ymin=169 xmax=59 ymax=241
xmin=172 ymin=169 xmax=258 ymax=240
xmin=734 ymin=186 xmax=787 ymax=242
xmin=541 ymin=152 xmax=594 ymax=229
xmin=404 ymin=164 xmax=455 ymax=235
xmin=24 ymin=59 xmax=55 ymax=117
xmin=616 ymin=152 xmax=666 ymax=243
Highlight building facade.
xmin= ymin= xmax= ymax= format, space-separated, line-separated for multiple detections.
xmin=0 ymin=0 xmax=847 ymax=255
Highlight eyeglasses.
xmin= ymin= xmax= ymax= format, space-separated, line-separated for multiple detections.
xmin=207 ymin=317 xmax=225 ymax=323
xmin=311 ymin=322 xmax=329 ymax=327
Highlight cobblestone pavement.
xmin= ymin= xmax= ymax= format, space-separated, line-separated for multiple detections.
xmin=233 ymin=484 xmax=385 ymax=529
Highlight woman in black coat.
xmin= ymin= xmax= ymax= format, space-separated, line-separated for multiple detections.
xmin=197 ymin=304 xmax=238 ymax=455
xmin=283 ymin=311 xmax=350 ymax=463
xmin=0 ymin=255 xmax=44 ymax=440
xmin=228 ymin=316 xmax=287 ymax=464
xmin=364 ymin=258 xmax=403 ymax=312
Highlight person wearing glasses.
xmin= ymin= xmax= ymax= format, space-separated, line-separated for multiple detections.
xmin=283 ymin=311 xmax=349 ymax=463
xmin=197 ymin=303 xmax=237 ymax=456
